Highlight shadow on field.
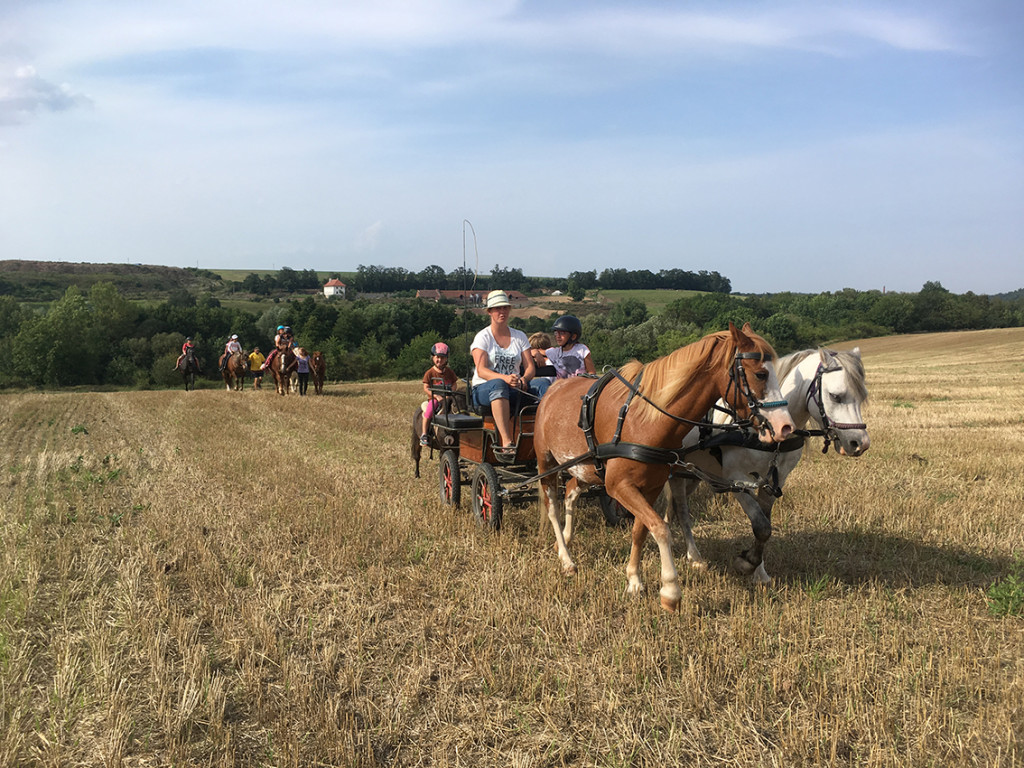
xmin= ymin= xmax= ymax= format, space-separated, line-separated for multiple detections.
xmin=319 ymin=387 xmax=368 ymax=398
xmin=707 ymin=530 xmax=1010 ymax=589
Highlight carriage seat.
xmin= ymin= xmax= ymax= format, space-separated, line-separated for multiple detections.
xmin=432 ymin=411 xmax=484 ymax=431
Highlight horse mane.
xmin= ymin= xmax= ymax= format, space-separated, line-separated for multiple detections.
xmin=617 ymin=328 xmax=775 ymax=423
xmin=776 ymin=347 xmax=868 ymax=403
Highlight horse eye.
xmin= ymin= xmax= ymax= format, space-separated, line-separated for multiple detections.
xmin=830 ymin=393 xmax=842 ymax=404
xmin=755 ymin=370 xmax=769 ymax=382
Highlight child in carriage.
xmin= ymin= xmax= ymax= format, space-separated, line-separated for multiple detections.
xmin=419 ymin=342 xmax=459 ymax=446
xmin=544 ymin=315 xmax=595 ymax=378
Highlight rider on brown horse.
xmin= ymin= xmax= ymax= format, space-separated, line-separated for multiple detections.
xmin=261 ymin=325 xmax=294 ymax=371
xmin=219 ymin=334 xmax=243 ymax=371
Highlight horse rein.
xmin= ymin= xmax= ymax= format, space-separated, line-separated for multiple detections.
xmin=724 ymin=351 xmax=789 ymax=440
xmin=804 ymin=359 xmax=868 ymax=454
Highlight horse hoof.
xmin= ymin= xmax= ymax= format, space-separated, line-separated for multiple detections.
xmin=733 ymin=554 xmax=757 ymax=576
xmin=659 ymin=593 xmax=680 ymax=612
xmin=751 ymin=563 xmax=772 ymax=586
xmin=687 ymin=558 xmax=709 ymax=572
xmin=562 ymin=563 xmax=577 ymax=577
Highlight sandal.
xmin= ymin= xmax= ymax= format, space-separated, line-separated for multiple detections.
xmin=493 ymin=444 xmax=517 ymax=463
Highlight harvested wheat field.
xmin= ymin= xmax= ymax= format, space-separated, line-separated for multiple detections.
xmin=2 ymin=328 xmax=1023 ymax=767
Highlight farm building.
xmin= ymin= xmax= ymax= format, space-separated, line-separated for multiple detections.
xmin=415 ymin=289 xmax=528 ymax=306
xmin=323 ymin=278 xmax=347 ymax=298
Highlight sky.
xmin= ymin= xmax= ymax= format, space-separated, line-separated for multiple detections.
xmin=1 ymin=1 xmax=1022 ymax=295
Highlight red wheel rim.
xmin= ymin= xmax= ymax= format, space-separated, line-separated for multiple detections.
xmin=477 ymin=484 xmax=492 ymax=522
xmin=443 ymin=464 xmax=456 ymax=502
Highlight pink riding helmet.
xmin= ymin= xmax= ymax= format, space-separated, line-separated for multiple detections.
xmin=431 ymin=343 xmax=449 ymax=356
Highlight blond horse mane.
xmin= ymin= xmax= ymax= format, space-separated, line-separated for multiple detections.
xmin=616 ymin=328 xmax=776 ymax=424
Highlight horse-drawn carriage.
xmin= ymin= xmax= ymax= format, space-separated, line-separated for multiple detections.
xmin=417 ymin=376 xmax=621 ymax=531
xmin=412 ymin=323 xmax=869 ymax=611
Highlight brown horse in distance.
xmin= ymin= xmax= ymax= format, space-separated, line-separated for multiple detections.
xmin=222 ymin=351 xmax=246 ymax=391
xmin=533 ymin=322 xmax=795 ymax=612
xmin=271 ymin=348 xmax=297 ymax=396
xmin=310 ymin=351 xmax=326 ymax=395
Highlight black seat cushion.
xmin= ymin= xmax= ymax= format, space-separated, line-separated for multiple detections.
xmin=433 ymin=412 xmax=484 ymax=431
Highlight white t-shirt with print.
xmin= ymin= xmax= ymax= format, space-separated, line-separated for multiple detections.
xmin=471 ymin=327 xmax=530 ymax=387
xmin=545 ymin=343 xmax=591 ymax=378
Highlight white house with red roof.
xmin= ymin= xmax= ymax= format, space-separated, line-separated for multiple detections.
xmin=323 ymin=278 xmax=347 ymax=299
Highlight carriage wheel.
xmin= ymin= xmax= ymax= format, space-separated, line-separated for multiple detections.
xmin=439 ymin=450 xmax=461 ymax=508
xmin=598 ymin=493 xmax=633 ymax=527
xmin=471 ymin=464 xmax=503 ymax=531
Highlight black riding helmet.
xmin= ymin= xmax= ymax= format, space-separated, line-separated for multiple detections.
xmin=551 ymin=314 xmax=583 ymax=341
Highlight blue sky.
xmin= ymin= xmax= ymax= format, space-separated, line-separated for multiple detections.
xmin=1 ymin=0 xmax=1021 ymax=294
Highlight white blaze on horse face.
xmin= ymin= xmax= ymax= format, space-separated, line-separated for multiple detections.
xmin=820 ymin=374 xmax=870 ymax=456
xmin=753 ymin=360 xmax=795 ymax=444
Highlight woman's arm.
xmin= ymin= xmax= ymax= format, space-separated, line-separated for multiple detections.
xmin=521 ymin=349 xmax=536 ymax=383
xmin=472 ymin=348 xmax=518 ymax=385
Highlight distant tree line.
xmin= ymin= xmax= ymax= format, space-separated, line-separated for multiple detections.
xmin=239 ymin=267 xmax=322 ymax=296
xmin=0 ymin=280 xmax=1020 ymax=390
xmin=350 ymin=264 xmax=731 ymax=295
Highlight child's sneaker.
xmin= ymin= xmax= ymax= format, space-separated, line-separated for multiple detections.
xmin=419 ymin=434 xmax=430 ymax=447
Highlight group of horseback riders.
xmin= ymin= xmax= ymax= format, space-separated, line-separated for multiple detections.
xmin=176 ymin=325 xmax=315 ymax=392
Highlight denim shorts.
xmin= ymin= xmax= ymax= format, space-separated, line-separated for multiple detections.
xmin=472 ymin=379 xmax=521 ymax=409
xmin=472 ymin=379 xmax=547 ymax=410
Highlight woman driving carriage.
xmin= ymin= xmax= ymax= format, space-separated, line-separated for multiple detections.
xmin=470 ymin=290 xmax=545 ymax=458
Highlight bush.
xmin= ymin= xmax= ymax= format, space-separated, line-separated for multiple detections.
xmin=987 ymin=556 xmax=1024 ymax=617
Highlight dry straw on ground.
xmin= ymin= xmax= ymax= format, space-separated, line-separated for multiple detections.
xmin=1 ymin=328 xmax=1022 ymax=767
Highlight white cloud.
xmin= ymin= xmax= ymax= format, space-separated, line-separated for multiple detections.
xmin=355 ymin=221 xmax=384 ymax=252
xmin=0 ymin=64 xmax=92 ymax=125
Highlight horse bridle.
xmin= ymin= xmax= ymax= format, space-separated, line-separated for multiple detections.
xmin=805 ymin=358 xmax=868 ymax=454
xmin=722 ymin=351 xmax=789 ymax=439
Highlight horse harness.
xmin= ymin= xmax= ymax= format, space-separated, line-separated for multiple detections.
xmin=512 ymin=349 xmax=790 ymax=497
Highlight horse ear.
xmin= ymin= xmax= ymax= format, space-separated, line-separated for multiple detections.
xmin=851 ymin=346 xmax=861 ymax=359
xmin=741 ymin=322 xmax=754 ymax=334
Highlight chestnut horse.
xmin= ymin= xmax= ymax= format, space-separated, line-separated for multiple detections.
xmin=222 ymin=351 xmax=246 ymax=391
xmin=310 ymin=351 xmax=326 ymax=395
xmin=270 ymin=348 xmax=297 ymax=396
xmin=533 ymin=322 xmax=795 ymax=612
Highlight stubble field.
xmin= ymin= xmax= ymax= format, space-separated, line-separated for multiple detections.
xmin=1 ymin=328 xmax=1022 ymax=767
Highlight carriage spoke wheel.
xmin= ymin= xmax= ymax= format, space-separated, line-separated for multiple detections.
xmin=471 ymin=464 xmax=503 ymax=531
xmin=439 ymin=450 xmax=461 ymax=508
xmin=598 ymin=493 xmax=633 ymax=527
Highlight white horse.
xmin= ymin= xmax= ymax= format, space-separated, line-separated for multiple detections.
xmin=663 ymin=347 xmax=870 ymax=585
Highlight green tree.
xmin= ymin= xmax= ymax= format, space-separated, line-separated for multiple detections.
xmin=13 ymin=286 xmax=98 ymax=386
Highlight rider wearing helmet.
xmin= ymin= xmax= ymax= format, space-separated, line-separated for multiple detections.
xmin=219 ymin=333 xmax=242 ymax=371
xmin=419 ymin=342 xmax=459 ymax=446
xmin=546 ymin=315 xmax=595 ymax=379
xmin=175 ymin=336 xmax=197 ymax=371
xmin=262 ymin=325 xmax=295 ymax=370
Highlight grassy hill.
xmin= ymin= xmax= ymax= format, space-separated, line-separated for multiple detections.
xmin=0 ymin=260 xmax=222 ymax=301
